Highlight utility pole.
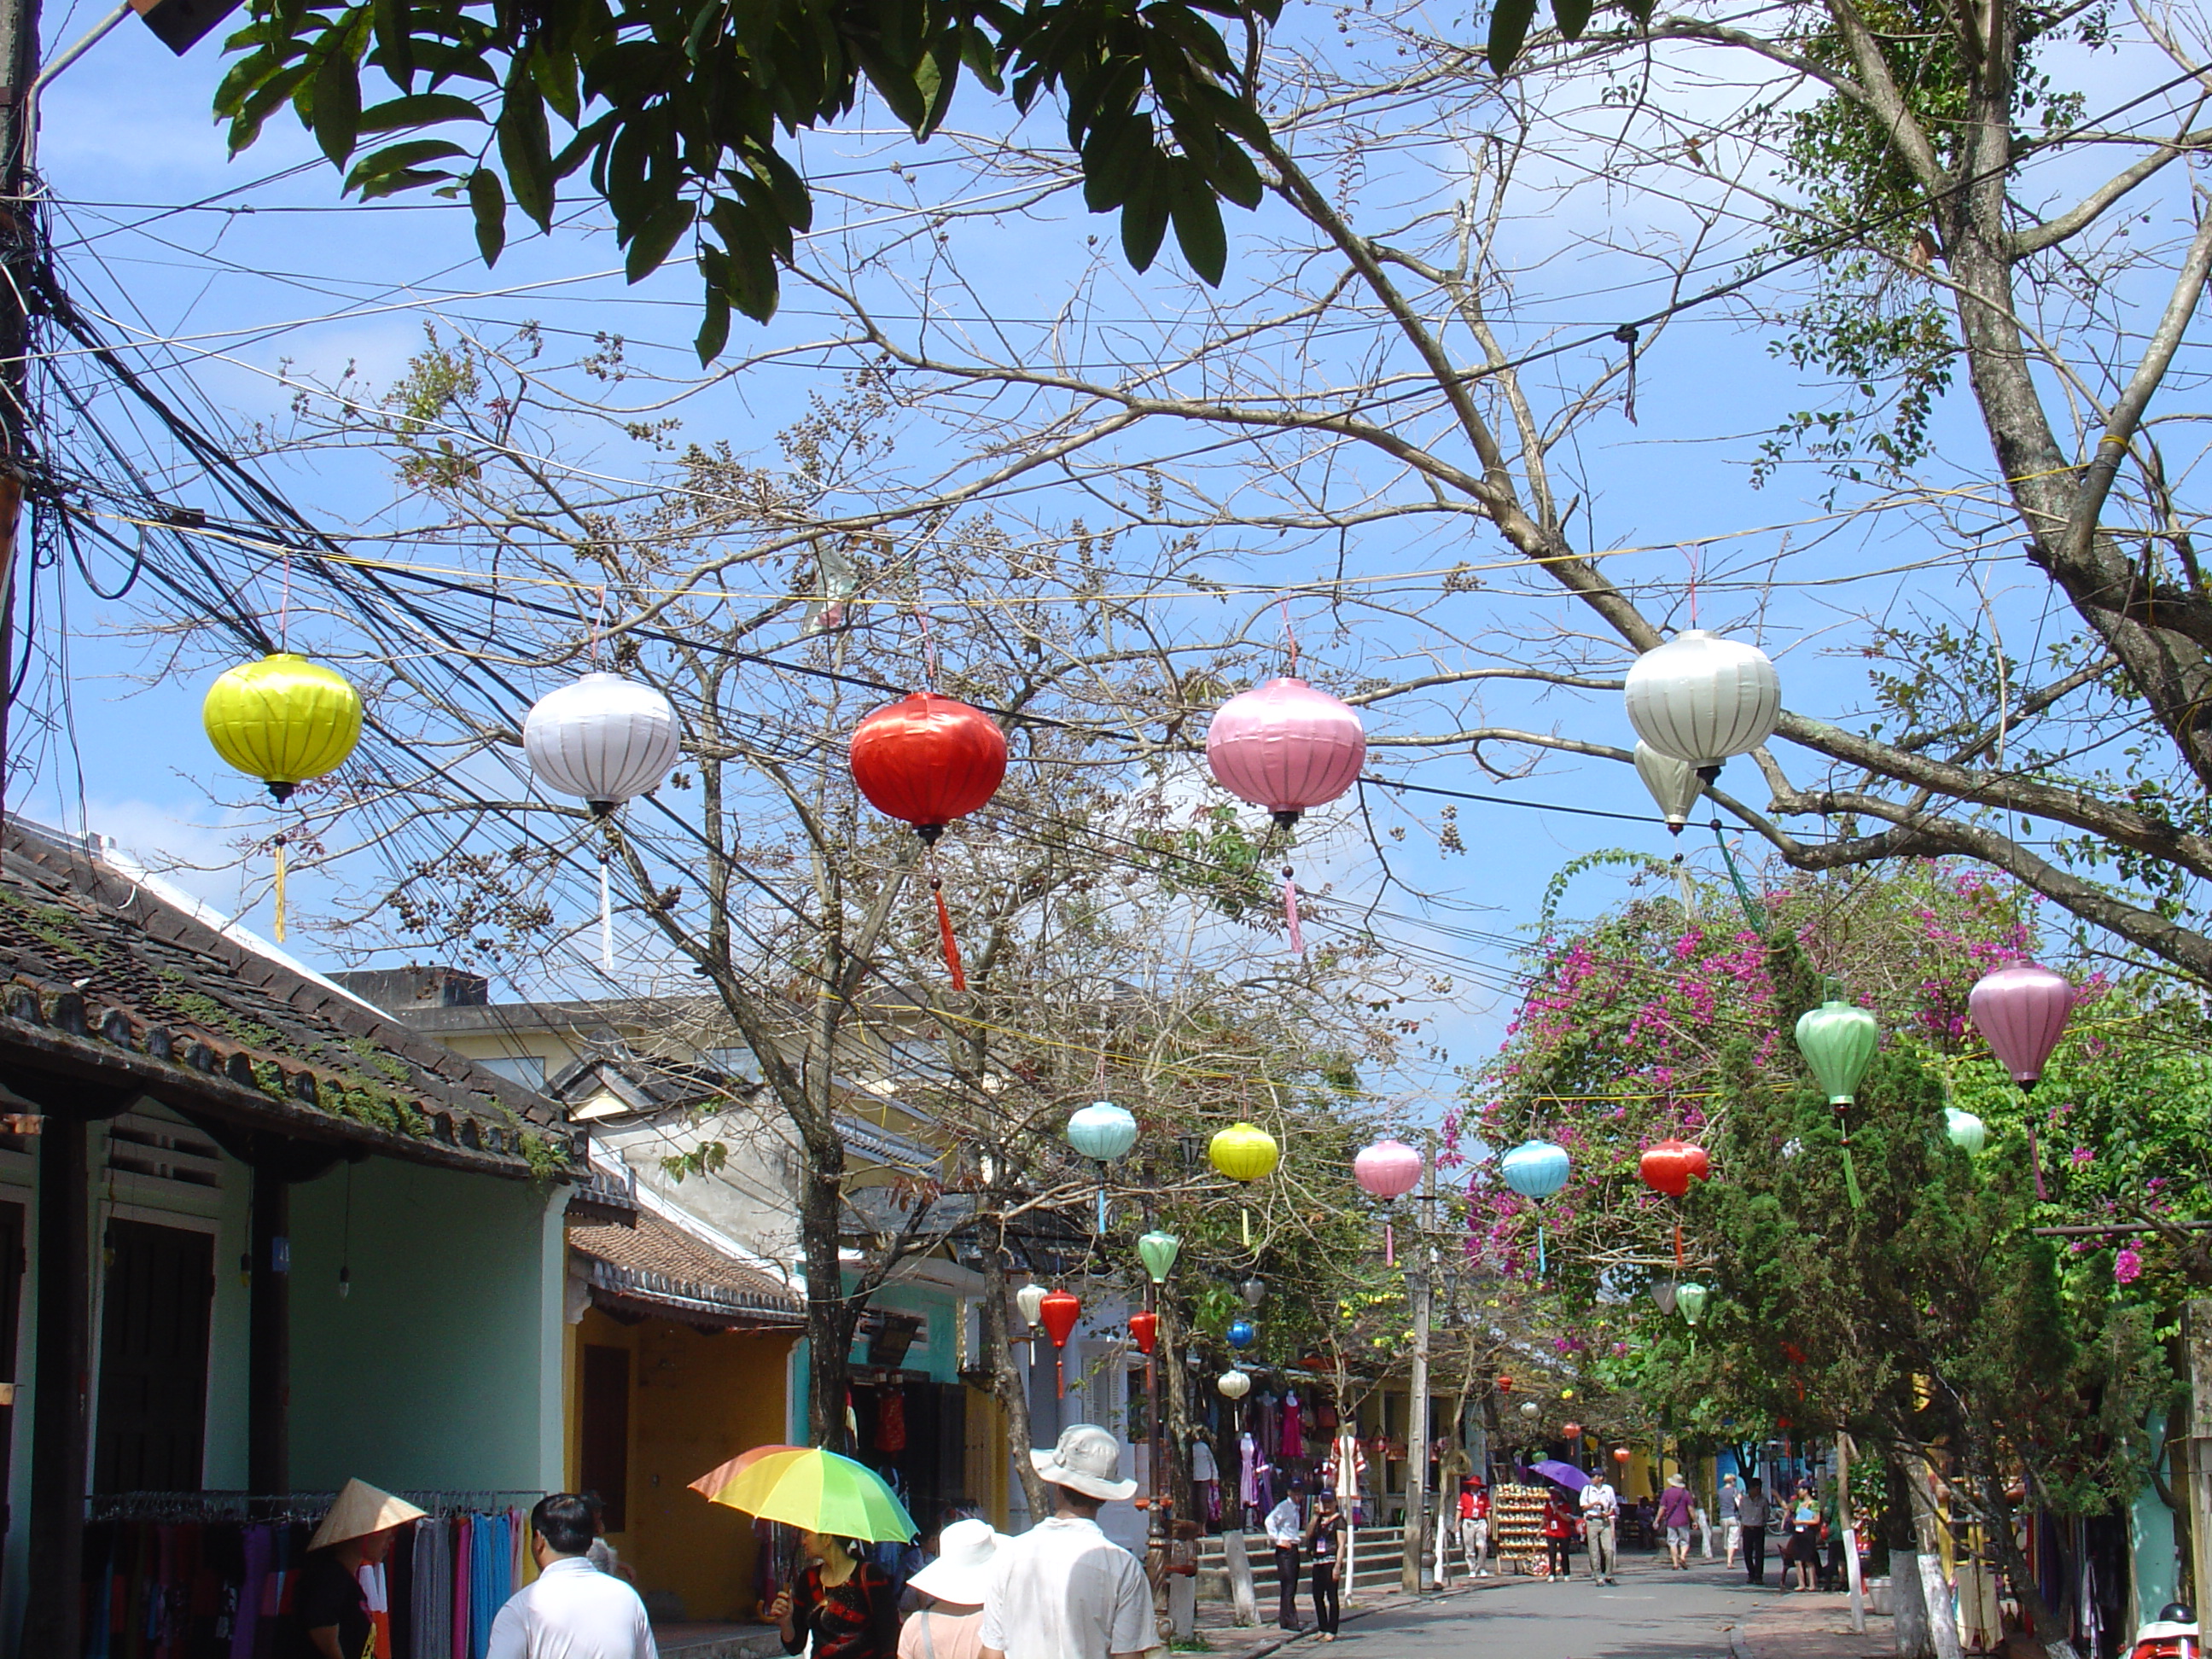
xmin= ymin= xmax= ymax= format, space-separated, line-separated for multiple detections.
xmin=1400 ymin=1140 xmax=1435 ymax=1593
xmin=0 ymin=0 xmax=41 ymax=812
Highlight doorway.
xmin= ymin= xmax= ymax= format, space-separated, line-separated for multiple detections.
xmin=94 ymin=1220 xmax=214 ymax=1493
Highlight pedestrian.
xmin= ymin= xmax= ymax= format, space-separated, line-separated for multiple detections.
xmin=1738 ymin=1478 xmax=1769 ymax=1586
xmin=1264 ymin=1481 xmax=1307 ymax=1630
xmin=289 ymin=1479 xmax=428 ymax=1659
xmin=1784 ymin=1482 xmax=1822 ymax=1592
xmin=486 ymin=1493 xmax=659 ymax=1659
xmin=1541 ymin=1491 xmax=1577 ymax=1580
xmin=1720 ymin=1475 xmax=1742 ymax=1569
xmin=1459 ymin=1478 xmax=1492 ymax=1578
xmin=771 ymin=1532 xmax=899 ymax=1658
xmin=1656 ymin=1475 xmax=1696 ymax=1570
xmin=899 ymin=1519 xmax=1000 ymax=1659
xmin=1579 ymin=1470 xmax=1619 ymax=1586
xmin=1306 ymin=1489 xmax=1348 ymax=1641
xmin=978 ymin=1424 xmax=1158 ymax=1659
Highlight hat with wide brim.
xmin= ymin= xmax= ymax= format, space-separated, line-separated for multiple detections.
xmin=1030 ymin=1424 xmax=1138 ymax=1502
xmin=310 ymin=1480 xmax=428 ymax=1551
xmin=908 ymin=1518 xmax=1001 ymax=1605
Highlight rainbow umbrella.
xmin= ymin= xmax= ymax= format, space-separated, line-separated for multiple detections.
xmin=691 ymin=1447 xmax=917 ymax=1541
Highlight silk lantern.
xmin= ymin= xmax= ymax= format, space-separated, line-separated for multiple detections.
xmin=524 ymin=670 xmax=683 ymax=971
xmin=1945 ymin=1107 xmax=1988 ymax=1156
xmin=1205 ymin=677 xmax=1366 ymax=952
xmin=1563 ymin=1421 xmax=1583 ymax=1441
xmin=1068 ymin=1100 xmax=1139 ymax=1232
xmin=848 ymin=691 xmax=1009 ymax=990
xmin=1219 ymin=1369 xmax=1252 ymax=1400
xmin=1238 ymin=1276 xmax=1268 ymax=1309
xmin=1649 ymin=1278 xmax=1679 ymax=1316
xmin=1138 ymin=1231 xmax=1182 ymax=1284
xmin=1016 ymin=1282 xmax=1048 ymax=1329
xmin=1640 ymin=1139 xmax=1711 ymax=1268
xmin=1795 ymin=988 xmax=1878 ymax=1209
xmin=1677 ymin=1281 xmax=1710 ymax=1352
xmin=1518 ymin=1400 xmax=1539 ymax=1419
xmin=1039 ymin=1288 xmax=1081 ymax=1398
xmin=1210 ymin=1121 xmax=1281 ymax=1247
xmin=1355 ymin=1138 xmax=1423 ymax=1265
xmin=1226 ymin=1318 xmax=1257 ymax=1350
xmin=1501 ymin=1138 xmax=1570 ymax=1279
xmin=1968 ymin=960 xmax=2077 ymax=1089
xmin=1613 ymin=1447 xmax=1632 ymax=1466
xmin=1129 ymin=1310 xmax=1159 ymax=1355
xmin=1496 ymin=1375 xmax=1513 ymax=1394
xmin=1634 ymin=742 xmax=1702 ymax=835
xmin=203 ymin=653 xmax=366 ymax=943
xmin=1624 ymin=630 xmax=1782 ymax=780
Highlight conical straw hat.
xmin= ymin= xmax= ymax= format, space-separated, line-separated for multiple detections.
xmin=309 ymin=1479 xmax=428 ymax=1551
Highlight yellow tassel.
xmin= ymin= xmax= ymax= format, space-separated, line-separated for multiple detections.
xmin=273 ymin=835 xmax=288 ymax=943
xmin=1242 ymin=1206 xmax=1251 ymax=1248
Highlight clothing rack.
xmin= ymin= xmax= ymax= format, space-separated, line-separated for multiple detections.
xmin=87 ymin=1491 xmax=545 ymax=1523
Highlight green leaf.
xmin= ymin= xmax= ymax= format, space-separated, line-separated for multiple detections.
xmin=530 ymin=44 xmax=582 ymax=125
xmin=357 ymin=91 xmax=486 ymax=131
xmin=1552 ymin=0 xmax=1592 ymax=37
xmin=1168 ymin=163 xmax=1226 ymax=284
xmin=1120 ymin=172 xmax=1170 ymax=271
xmin=343 ymin=137 xmax=469 ymax=189
xmin=695 ymin=283 xmax=731 ymax=366
xmin=498 ymin=71 xmax=556 ymax=230
xmin=467 ymin=166 xmax=506 ymax=264
xmin=313 ymin=42 xmax=363 ymax=165
xmin=358 ymin=166 xmax=458 ymax=199
xmin=624 ymin=199 xmax=695 ymax=282
xmin=1486 ymin=0 xmax=1536 ymax=71
xmin=1196 ymin=132 xmax=1263 ymax=209
xmin=370 ymin=0 xmax=412 ymax=89
xmin=227 ymin=64 xmax=312 ymax=154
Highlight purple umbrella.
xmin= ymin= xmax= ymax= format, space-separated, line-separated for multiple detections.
xmin=1530 ymin=1458 xmax=1591 ymax=1492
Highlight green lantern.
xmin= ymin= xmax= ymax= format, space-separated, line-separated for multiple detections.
xmin=1676 ymin=1282 xmax=1709 ymax=1324
xmin=1794 ymin=983 xmax=1878 ymax=1210
xmin=1944 ymin=1107 xmax=1988 ymax=1156
xmin=1138 ymin=1231 xmax=1182 ymax=1284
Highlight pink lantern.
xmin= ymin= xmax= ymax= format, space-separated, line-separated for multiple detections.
xmin=1969 ymin=960 xmax=2077 ymax=1089
xmin=1354 ymin=1138 xmax=1423 ymax=1266
xmin=1205 ymin=678 xmax=1366 ymax=953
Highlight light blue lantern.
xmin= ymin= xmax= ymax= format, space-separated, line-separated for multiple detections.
xmin=1227 ymin=1318 xmax=1258 ymax=1350
xmin=1500 ymin=1138 xmax=1571 ymax=1278
xmin=1944 ymin=1107 xmax=1988 ymax=1156
xmin=1068 ymin=1100 xmax=1140 ymax=1231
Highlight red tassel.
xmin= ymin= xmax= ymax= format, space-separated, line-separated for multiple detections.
xmin=1057 ymin=1354 xmax=1065 ymax=1398
xmin=931 ymin=876 xmax=968 ymax=992
xmin=1284 ymin=869 xmax=1304 ymax=954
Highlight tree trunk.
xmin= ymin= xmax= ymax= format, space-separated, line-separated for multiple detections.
xmin=1161 ymin=1290 xmax=1196 ymax=1526
xmin=1892 ymin=1545 xmax=1933 ymax=1659
xmin=981 ymin=1230 xmax=1051 ymax=1524
xmin=1904 ymin=1459 xmax=1963 ymax=1659
xmin=1967 ymin=1454 xmax=2080 ymax=1659
xmin=801 ymin=1138 xmax=855 ymax=1452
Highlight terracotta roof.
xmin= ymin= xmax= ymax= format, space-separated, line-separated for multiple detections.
xmin=569 ymin=1211 xmax=804 ymax=1329
xmin=0 ymin=819 xmax=579 ymax=1179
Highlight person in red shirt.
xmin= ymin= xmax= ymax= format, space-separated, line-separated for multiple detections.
xmin=1542 ymin=1493 xmax=1578 ymax=1580
xmin=1457 ymin=1480 xmax=1491 ymax=1578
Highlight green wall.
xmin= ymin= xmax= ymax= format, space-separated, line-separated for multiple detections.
xmin=289 ymin=1155 xmax=567 ymax=1494
xmin=787 ymin=1277 xmax=961 ymax=1443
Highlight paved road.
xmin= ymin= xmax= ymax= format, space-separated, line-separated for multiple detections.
xmin=1325 ymin=1555 xmax=1780 ymax=1657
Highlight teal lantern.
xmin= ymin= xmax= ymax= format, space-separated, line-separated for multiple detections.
xmin=1068 ymin=1100 xmax=1139 ymax=1231
xmin=1794 ymin=984 xmax=1877 ymax=1210
xmin=1500 ymin=1138 xmax=1570 ymax=1280
xmin=1138 ymin=1231 xmax=1182 ymax=1284
xmin=1944 ymin=1107 xmax=1988 ymax=1156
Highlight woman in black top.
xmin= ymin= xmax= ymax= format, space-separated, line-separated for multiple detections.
xmin=771 ymin=1532 xmax=899 ymax=1659
xmin=291 ymin=1526 xmax=406 ymax=1659
xmin=1306 ymin=1491 xmax=1348 ymax=1640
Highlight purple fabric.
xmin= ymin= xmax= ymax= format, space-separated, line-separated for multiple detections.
xmin=230 ymin=1526 xmax=271 ymax=1659
xmin=1656 ymin=1487 xmax=1696 ymax=1527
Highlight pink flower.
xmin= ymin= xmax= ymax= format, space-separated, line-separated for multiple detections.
xmin=2116 ymin=1246 xmax=2143 ymax=1284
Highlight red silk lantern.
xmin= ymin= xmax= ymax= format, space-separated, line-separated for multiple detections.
xmin=1129 ymin=1310 xmax=1159 ymax=1354
xmin=1613 ymin=1447 xmax=1632 ymax=1465
xmin=1641 ymin=1138 xmax=1711 ymax=1271
xmin=1496 ymin=1375 xmax=1513 ymax=1394
xmin=1563 ymin=1421 xmax=1582 ymax=1440
xmin=848 ymin=692 xmax=1008 ymax=989
xmin=1039 ymin=1288 xmax=1081 ymax=1396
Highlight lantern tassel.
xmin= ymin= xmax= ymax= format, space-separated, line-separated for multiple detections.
xmin=2027 ymin=1122 xmax=2048 ymax=1201
xmin=1242 ymin=1206 xmax=1251 ymax=1249
xmin=601 ymin=852 xmax=614 ymax=973
xmin=1674 ymin=1220 xmax=1684 ymax=1270
xmin=1385 ymin=1221 xmax=1395 ymax=1267
xmin=1284 ymin=869 xmax=1304 ymax=955
xmin=932 ymin=877 xmax=968 ymax=992
xmin=272 ymin=835 xmax=288 ymax=943
xmin=1841 ymin=1144 xmax=1864 ymax=1211
xmin=1057 ymin=1353 xmax=1065 ymax=1399
xmin=1537 ymin=1220 xmax=1546 ymax=1280
xmin=1097 ymin=1185 xmax=1109 ymax=1234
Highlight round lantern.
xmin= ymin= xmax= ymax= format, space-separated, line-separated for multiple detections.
xmin=1518 ymin=1400 xmax=1539 ymax=1419
xmin=1795 ymin=994 xmax=1877 ymax=1106
xmin=1639 ymin=1139 xmax=1711 ymax=1199
xmin=1129 ymin=1310 xmax=1159 ymax=1355
xmin=847 ymin=692 xmax=1008 ymax=843
xmin=1205 ymin=678 xmax=1367 ymax=830
xmin=522 ymin=671 xmax=680 ymax=812
xmin=1039 ymin=1288 xmax=1082 ymax=1398
xmin=1633 ymin=742 xmax=1702 ymax=836
xmin=1968 ymin=960 xmax=2077 ymax=1089
xmin=1238 ymin=1276 xmax=1268 ymax=1309
xmin=1226 ymin=1318 xmax=1257 ymax=1350
xmin=1356 ymin=1138 xmax=1423 ymax=1265
xmin=1563 ymin=1421 xmax=1583 ymax=1440
xmin=204 ymin=653 xmax=364 ymax=803
xmin=1944 ymin=1107 xmax=1988 ymax=1156
xmin=1138 ymin=1231 xmax=1182 ymax=1284
xmin=1613 ymin=1447 xmax=1632 ymax=1465
xmin=1624 ymin=629 xmax=1782 ymax=778
xmin=1210 ymin=1122 xmax=1280 ymax=1246
xmin=1219 ymin=1369 xmax=1252 ymax=1400
xmin=1496 ymin=1375 xmax=1513 ymax=1394
xmin=1016 ymin=1282 xmax=1048 ymax=1329
xmin=1500 ymin=1139 xmax=1569 ymax=1197
xmin=1068 ymin=1100 xmax=1139 ymax=1161
xmin=1676 ymin=1282 xmax=1709 ymax=1324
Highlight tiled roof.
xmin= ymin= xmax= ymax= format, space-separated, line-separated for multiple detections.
xmin=569 ymin=1211 xmax=804 ymax=1328
xmin=0 ymin=820 xmax=579 ymax=1179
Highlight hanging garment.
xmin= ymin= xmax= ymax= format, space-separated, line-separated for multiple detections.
xmin=356 ymin=1562 xmax=391 ymax=1659
xmin=879 ymin=1390 xmax=908 ymax=1453
xmin=451 ymin=1515 xmax=471 ymax=1659
xmin=1281 ymin=1392 xmax=1304 ymax=1460
xmin=1238 ymin=1434 xmax=1260 ymax=1509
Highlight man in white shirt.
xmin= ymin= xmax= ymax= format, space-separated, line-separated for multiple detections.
xmin=1579 ymin=1475 xmax=1621 ymax=1586
xmin=981 ymin=1424 xmax=1159 ymax=1659
xmin=486 ymin=1494 xmax=657 ymax=1659
xmin=1263 ymin=1482 xmax=1307 ymax=1631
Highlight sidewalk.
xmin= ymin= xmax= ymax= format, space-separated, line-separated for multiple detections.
xmin=1182 ymin=1571 xmax=1510 ymax=1655
xmin=1729 ymin=1591 xmax=1895 ymax=1659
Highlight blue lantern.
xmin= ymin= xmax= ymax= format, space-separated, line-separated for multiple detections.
xmin=1226 ymin=1318 xmax=1257 ymax=1350
xmin=1499 ymin=1138 xmax=1571 ymax=1280
xmin=1068 ymin=1100 xmax=1139 ymax=1231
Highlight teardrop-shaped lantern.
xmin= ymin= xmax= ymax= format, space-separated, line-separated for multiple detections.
xmin=204 ymin=653 xmax=364 ymax=803
xmin=1238 ymin=1275 xmax=1267 ymax=1309
xmin=1649 ymin=1278 xmax=1679 ymax=1316
xmin=1676 ymin=1282 xmax=1710 ymax=1325
xmin=1218 ymin=1368 xmax=1252 ymax=1400
xmin=1968 ymin=960 xmax=2077 ymax=1088
xmin=1499 ymin=1140 xmax=1569 ymax=1198
xmin=1205 ymin=678 xmax=1367 ymax=830
xmin=1624 ymin=630 xmax=1781 ymax=777
xmin=1354 ymin=1139 xmax=1423 ymax=1200
xmin=1226 ymin=1318 xmax=1257 ymax=1350
xmin=1039 ymin=1286 xmax=1081 ymax=1397
xmin=523 ymin=671 xmax=681 ymax=812
xmin=1068 ymin=1101 xmax=1140 ymax=1162
xmin=1209 ymin=1123 xmax=1281 ymax=1182
xmin=1944 ymin=1107 xmax=1988 ymax=1155
xmin=1016 ymin=1282 xmax=1048 ymax=1329
xmin=1138 ymin=1231 xmax=1182 ymax=1284
xmin=1633 ymin=742 xmax=1702 ymax=836
xmin=1497 ymin=1375 xmax=1513 ymax=1394
xmin=1638 ymin=1139 xmax=1711 ymax=1199
xmin=1794 ymin=994 xmax=1878 ymax=1105
xmin=1129 ymin=1310 xmax=1159 ymax=1354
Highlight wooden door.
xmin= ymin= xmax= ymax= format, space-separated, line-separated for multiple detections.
xmin=94 ymin=1220 xmax=213 ymax=1493
xmin=579 ymin=1344 xmax=631 ymax=1530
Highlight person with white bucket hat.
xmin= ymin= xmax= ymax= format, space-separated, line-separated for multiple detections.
xmin=899 ymin=1518 xmax=1000 ymax=1659
xmin=978 ymin=1425 xmax=1158 ymax=1659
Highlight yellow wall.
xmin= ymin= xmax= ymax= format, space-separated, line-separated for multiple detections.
xmin=566 ymin=1308 xmax=799 ymax=1622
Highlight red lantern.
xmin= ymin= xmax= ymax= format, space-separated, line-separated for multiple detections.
xmin=1039 ymin=1288 xmax=1081 ymax=1397
xmin=1497 ymin=1375 xmax=1513 ymax=1394
xmin=1563 ymin=1421 xmax=1582 ymax=1440
xmin=1639 ymin=1139 xmax=1711 ymax=1198
xmin=1612 ymin=1447 xmax=1632 ymax=1465
xmin=848 ymin=692 xmax=1008 ymax=990
xmin=1129 ymin=1310 xmax=1159 ymax=1354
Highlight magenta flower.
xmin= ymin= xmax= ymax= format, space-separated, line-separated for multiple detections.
xmin=2116 ymin=1247 xmax=2143 ymax=1285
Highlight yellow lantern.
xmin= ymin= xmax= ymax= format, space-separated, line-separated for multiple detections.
xmin=202 ymin=653 xmax=363 ymax=942
xmin=203 ymin=654 xmax=363 ymax=802
xmin=1209 ymin=1121 xmax=1281 ymax=1246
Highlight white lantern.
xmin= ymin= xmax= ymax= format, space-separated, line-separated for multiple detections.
xmin=1633 ymin=742 xmax=1702 ymax=835
xmin=523 ymin=672 xmax=681 ymax=811
xmin=1218 ymin=1368 xmax=1251 ymax=1400
xmin=1623 ymin=631 xmax=1780 ymax=777
xmin=1016 ymin=1282 xmax=1049 ymax=1329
